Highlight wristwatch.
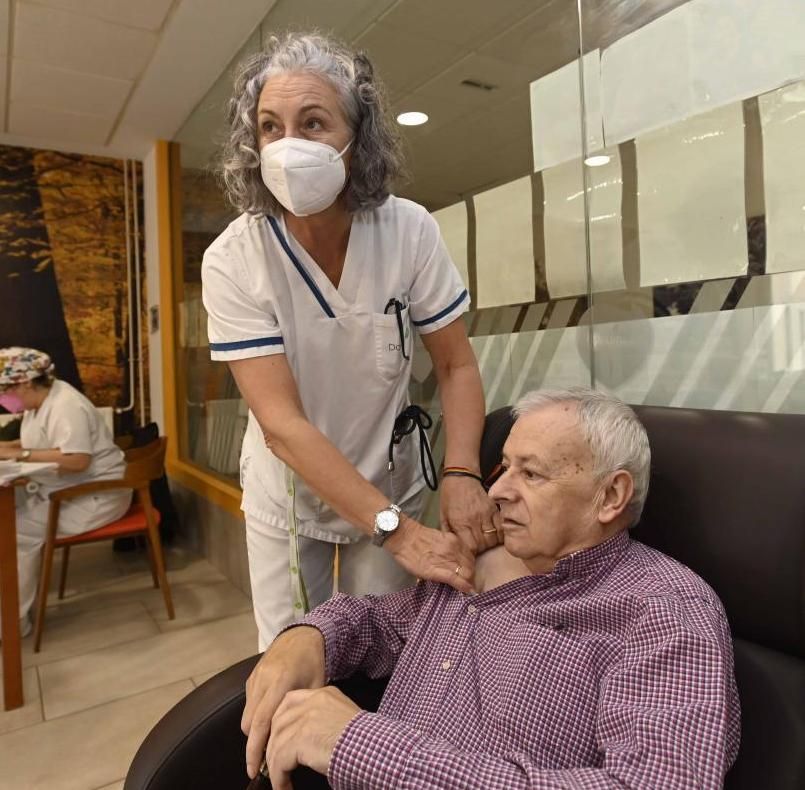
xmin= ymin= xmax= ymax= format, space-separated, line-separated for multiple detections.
xmin=17 ymin=449 xmax=31 ymax=462
xmin=372 ymin=503 xmax=402 ymax=546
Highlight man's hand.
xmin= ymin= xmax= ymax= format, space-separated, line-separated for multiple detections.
xmin=440 ymin=476 xmax=501 ymax=553
xmin=266 ymin=686 xmax=361 ymax=790
xmin=242 ymin=626 xmax=326 ymax=779
xmin=385 ymin=517 xmax=476 ymax=593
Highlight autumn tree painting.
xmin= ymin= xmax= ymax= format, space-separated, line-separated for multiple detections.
xmin=0 ymin=146 xmax=82 ymax=389
xmin=0 ymin=144 xmax=147 ymax=423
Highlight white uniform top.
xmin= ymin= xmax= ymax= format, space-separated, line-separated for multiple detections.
xmin=202 ymin=196 xmax=469 ymax=543
xmin=20 ymin=379 xmax=126 ymax=498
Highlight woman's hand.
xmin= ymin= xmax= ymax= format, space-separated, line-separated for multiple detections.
xmin=385 ymin=517 xmax=476 ymax=594
xmin=440 ymin=476 xmax=501 ymax=554
xmin=0 ymin=446 xmax=19 ymax=460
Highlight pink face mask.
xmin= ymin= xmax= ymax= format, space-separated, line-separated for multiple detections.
xmin=0 ymin=391 xmax=24 ymax=414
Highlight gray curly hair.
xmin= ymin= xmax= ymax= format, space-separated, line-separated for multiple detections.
xmin=219 ymin=31 xmax=406 ymax=216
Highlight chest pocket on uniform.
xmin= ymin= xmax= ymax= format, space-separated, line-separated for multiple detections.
xmin=373 ymin=303 xmax=411 ymax=381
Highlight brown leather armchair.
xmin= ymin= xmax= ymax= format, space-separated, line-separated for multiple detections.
xmin=125 ymin=405 xmax=805 ymax=789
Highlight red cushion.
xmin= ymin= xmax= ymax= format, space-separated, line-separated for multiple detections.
xmin=55 ymin=503 xmax=162 ymax=546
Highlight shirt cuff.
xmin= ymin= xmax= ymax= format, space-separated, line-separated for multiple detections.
xmin=300 ymin=606 xmax=352 ymax=681
xmin=329 ymin=711 xmax=425 ymax=790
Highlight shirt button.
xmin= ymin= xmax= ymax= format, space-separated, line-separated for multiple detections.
xmin=467 ymin=605 xmax=477 ymax=615
xmin=441 ymin=659 xmax=451 ymax=671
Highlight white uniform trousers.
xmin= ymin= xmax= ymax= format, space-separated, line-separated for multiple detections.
xmin=245 ymin=513 xmax=415 ymax=651
xmin=13 ymin=490 xmax=132 ymax=619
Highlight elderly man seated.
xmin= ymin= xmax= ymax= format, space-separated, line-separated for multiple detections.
xmin=243 ymin=388 xmax=740 ymax=789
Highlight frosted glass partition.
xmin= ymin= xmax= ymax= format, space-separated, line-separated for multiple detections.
xmin=473 ymin=176 xmax=535 ymax=308
xmin=543 ymin=153 xmax=625 ymax=299
xmin=580 ymin=0 xmax=805 ymax=420
xmin=530 ymin=50 xmax=602 ymax=171
xmin=759 ymin=81 xmax=805 ymax=274
xmin=432 ymin=202 xmax=469 ymax=289
xmin=635 ymin=103 xmax=748 ymax=287
xmin=601 ymin=0 xmax=805 ymax=145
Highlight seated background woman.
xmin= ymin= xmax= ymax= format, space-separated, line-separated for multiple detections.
xmin=0 ymin=347 xmax=131 ymax=635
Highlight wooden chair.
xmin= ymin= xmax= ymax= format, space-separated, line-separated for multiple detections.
xmin=32 ymin=437 xmax=175 ymax=652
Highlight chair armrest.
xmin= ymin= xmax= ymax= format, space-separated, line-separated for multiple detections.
xmin=125 ymin=655 xmax=390 ymax=790
xmin=49 ymin=479 xmax=132 ymax=501
xmin=125 ymin=654 xmax=260 ymax=790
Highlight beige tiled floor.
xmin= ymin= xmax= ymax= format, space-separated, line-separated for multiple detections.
xmin=0 ymin=542 xmax=257 ymax=790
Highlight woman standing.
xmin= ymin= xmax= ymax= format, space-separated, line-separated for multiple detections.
xmin=0 ymin=348 xmax=131 ymax=633
xmin=202 ymin=32 xmax=497 ymax=649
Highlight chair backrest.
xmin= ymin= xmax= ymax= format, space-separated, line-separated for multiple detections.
xmin=124 ymin=437 xmax=168 ymax=488
xmin=479 ymin=404 xmax=805 ymax=790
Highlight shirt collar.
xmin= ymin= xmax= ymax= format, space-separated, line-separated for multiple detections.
xmin=474 ymin=530 xmax=631 ymax=604
xmin=549 ymin=530 xmax=630 ymax=582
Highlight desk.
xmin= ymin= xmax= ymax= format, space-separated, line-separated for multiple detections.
xmin=0 ymin=482 xmax=22 ymax=710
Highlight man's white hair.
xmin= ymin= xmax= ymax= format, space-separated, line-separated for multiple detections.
xmin=514 ymin=387 xmax=651 ymax=526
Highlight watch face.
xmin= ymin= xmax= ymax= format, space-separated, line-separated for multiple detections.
xmin=376 ymin=509 xmax=399 ymax=533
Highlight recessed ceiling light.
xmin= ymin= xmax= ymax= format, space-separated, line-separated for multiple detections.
xmin=584 ymin=154 xmax=611 ymax=167
xmin=397 ymin=111 xmax=429 ymax=126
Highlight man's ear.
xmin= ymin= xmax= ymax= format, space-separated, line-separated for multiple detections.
xmin=597 ymin=470 xmax=634 ymax=525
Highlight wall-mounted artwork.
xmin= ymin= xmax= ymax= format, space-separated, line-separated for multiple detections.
xmin=0 ymin=144 xmax=145 ymax=420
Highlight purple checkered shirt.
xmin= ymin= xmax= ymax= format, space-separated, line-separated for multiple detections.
xmin=301 ymin=531 xmax=740 ymax=789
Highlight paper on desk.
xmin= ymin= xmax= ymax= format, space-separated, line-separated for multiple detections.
xmin=0 ymin=461 xmax=59 ymax=485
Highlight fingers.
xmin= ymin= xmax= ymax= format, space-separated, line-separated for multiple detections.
xmin=242 ymin=660 xmax=279 ymax=734
xmin=241 ymin=664 xmax=263 ymax=734
xmin=435 ymin=536 xmax=476 ymax=594
xmin=266 ymin=690 xmax=315 ymax=788
xmin=244 ymin=677 xmax=286 ymax=777
xmin=478 ymin=519 xmax=500 ymax=550
xmin=444 ymin=515 xmax=499 ymax=554
xmin=440 ymin=563 xmax=475 ymax=594
xmin=268 ymin=686 xmax=358 ymax=782
xmin=390 ymin=522 xmax=477 ymax=592
xmin=492 ymin=508 xmax=503 ymax=542
xmin=440 ymin=519 xmax=481 ymax=554
xmin=245 ymin=710 xmax=273 ymax=779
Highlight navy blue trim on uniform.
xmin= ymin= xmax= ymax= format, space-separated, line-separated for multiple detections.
xmin=210 ymin=337 xmax=284 ymax=352
xmin=412 ymin=289 xmax=469 ymax=327
xmin=267 ymin=216 xmax=336 ymax=318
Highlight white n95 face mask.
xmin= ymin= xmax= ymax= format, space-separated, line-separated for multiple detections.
xmin=260 ymin=137 xmax=353 ymax=217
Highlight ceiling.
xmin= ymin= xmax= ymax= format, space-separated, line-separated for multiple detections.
xmin=0 ymin=0 xmax=687 ymax=208
xmin=0 ymin=0 xmax=272 ymax=159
